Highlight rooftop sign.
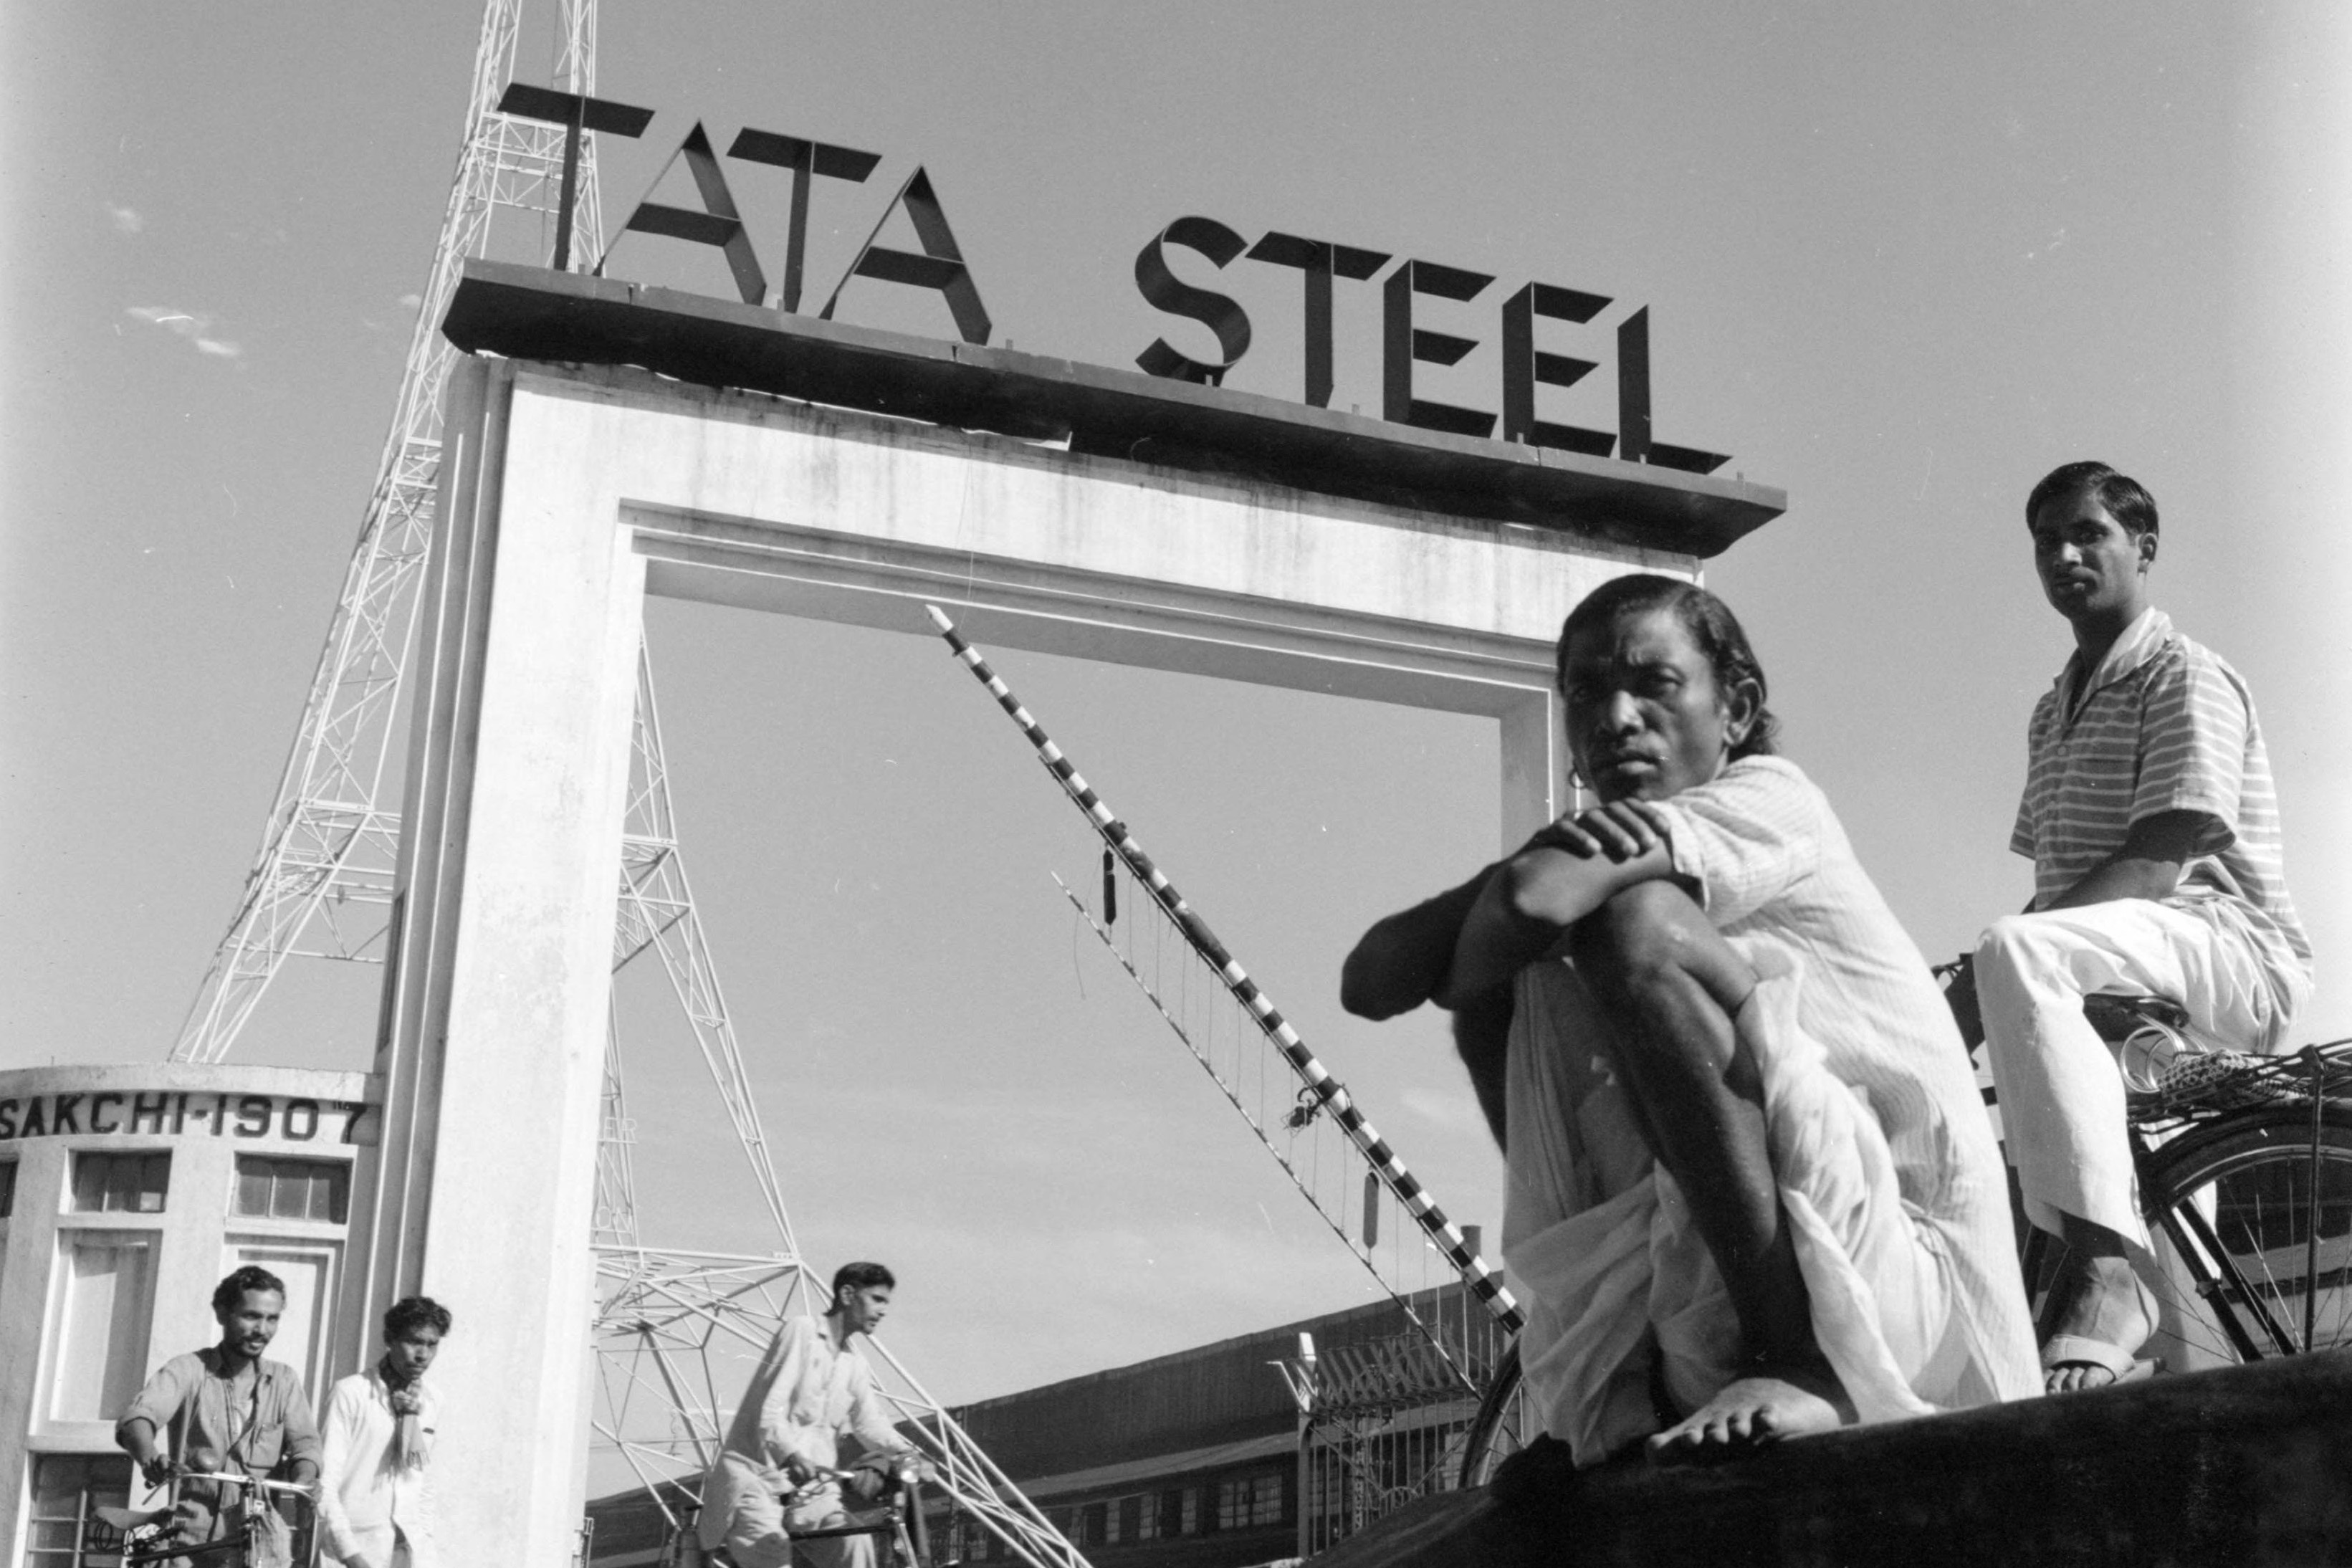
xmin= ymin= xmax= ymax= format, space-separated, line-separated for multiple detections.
xmin=498 ymin=83 xmax=1742 ymax=481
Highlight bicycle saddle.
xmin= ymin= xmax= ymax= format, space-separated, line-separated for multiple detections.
xmin=96 ymin=1505 xmax=172 ymax=1530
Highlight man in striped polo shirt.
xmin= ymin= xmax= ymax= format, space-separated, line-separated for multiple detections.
xmin=1969 ymin=460 xmax=2312 ymax=1394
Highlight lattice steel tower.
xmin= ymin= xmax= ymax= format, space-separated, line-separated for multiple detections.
xmin=171 ymin=0 xmax=605 ymax=1063
xmin=167 ymin=6 xmax=1088 ymax=1562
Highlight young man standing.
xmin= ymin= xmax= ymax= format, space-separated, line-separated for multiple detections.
xmin=698 ymin=1262 xmax=920 ymax=1568
xmin=315 ymin=1296 xmax=451 ymax=1568
xmin=1964 ymin=462 xmax=2312 ymax=1392
xmin=116 ymin=1264 xmax=323 ymax=1567
xmin=1344 ymin=575 xmax=2036 ymax=1469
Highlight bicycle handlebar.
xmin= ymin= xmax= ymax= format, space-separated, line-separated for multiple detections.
xmin=171 ymin=1471 xmax=315 ymax=1496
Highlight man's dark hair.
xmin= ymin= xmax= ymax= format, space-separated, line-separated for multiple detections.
xmin=2026 ymin=460 xmax=2159 ymax=538
xmin=212 ymin=1265 xmax=287 ymax=1316
xmin=1556 ymin=575 xmax=1779 ymax=762
xmin=384 ymin=1296 xmax=452 ymax=1342
xmin=828 ymin=1261 xmax=895 ymax=1311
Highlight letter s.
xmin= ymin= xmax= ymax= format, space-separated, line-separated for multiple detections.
xmin=1134 ymin=216 xmax=1251 ymax=386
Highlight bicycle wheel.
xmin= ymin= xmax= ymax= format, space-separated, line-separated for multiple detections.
xmin=1455 ymin=1342 xmax=1528 ymax=1488
xmin=2136 ymin=1108 xmax=2352 ymax=1367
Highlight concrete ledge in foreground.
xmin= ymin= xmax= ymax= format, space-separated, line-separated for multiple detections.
xmin=1314 ymin=1353 xmax=2352 ymax=1567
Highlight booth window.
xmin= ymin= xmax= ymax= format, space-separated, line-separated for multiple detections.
xmin=25 ymin=1453 xmax=133 ymax=1567
xmin=49 ymin=1230 xmax=158 ymax=1422
xmin=233 ymin=1155 xmax=350 ymax=1224
xmin=69 ymin=1150 xmax=170 ymax=1213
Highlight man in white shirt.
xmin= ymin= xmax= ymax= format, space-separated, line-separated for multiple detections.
xmin=1956 ymin=462 xmax=2311 ymax=1392
xmin=699 ymin=1263 xmax=919 ymax=1568
xmin=1344 ymin=575 xmax=2035 ymax=1470
xmin=315 ymin=1296 xmax=449 ymax=1568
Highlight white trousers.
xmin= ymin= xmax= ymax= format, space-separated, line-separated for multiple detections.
xmin=717 ymin=1482 xmax=879 ymax=1568
xmin=1501 ymin=946 xmax=1952 ymax=1466
xmin=1975 ymin=899 xmax=2282 ymax=1256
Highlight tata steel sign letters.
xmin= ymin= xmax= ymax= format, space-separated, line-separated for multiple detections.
xmin=502 ymin=83 xmax=1727 ymax=474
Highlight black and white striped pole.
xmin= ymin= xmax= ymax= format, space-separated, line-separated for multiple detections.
xmin=924 ymin=603 xmax=1522 ymax=1334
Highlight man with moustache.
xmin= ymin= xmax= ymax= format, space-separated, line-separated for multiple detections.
xmin=1344 ymin=575 xmax=2035 ymax=1471
xmin=117 ymin=1264 xmax=323 ymax=1567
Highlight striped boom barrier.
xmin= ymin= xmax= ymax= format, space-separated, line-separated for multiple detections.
xmin=924 ymin=603 xmax=1524 ymax=1335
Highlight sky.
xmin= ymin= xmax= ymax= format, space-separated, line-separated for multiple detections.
xmin=6 ymin=0 xmax=2351 ymax=1429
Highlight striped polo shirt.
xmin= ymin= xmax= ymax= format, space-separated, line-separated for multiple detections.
xmin=2010 ymin=607 xmax=2312 ymax=1020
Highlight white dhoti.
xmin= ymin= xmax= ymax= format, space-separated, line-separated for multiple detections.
xmin=1974 ymin=898 xmax=2289 ymax=1259
xmin=1503 ymin=946 xmax=1956 ymax=1466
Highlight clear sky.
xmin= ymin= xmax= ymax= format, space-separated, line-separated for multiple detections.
xmin=6 ymin=1 xmax=2348 ymax=1418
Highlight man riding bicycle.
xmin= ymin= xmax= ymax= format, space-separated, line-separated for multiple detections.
xmin=697 ymin=1262 xmax=922 ymax=1568
xmin=1956 ymin=462 xmax=2314 ymax=1394
xmin=115 ymin=1264 xmax=322 ymax=1567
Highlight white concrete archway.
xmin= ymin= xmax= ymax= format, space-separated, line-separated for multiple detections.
xmin=352 ymin=272 xmax=1778 ymax=1557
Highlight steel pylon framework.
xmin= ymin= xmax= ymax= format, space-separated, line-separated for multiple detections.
xmin=167 ymin=4 xmax=1091 ymax=1563
xmin=171 ymin=0 xmax=606 ymax=1063
xmin=593 ymin=651 xmax=1087 ymax=1568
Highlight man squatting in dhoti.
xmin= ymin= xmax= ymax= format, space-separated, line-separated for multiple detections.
xmin=315 ymin=1296 xmax=451 ymax=1568
xmin=1344 ymin=575 xmax=2038 ymax=1467
xmin=699 ymin=1261 xmax=921 ymax=1568
xmin=1951 ymin=462 xmax=2311 ymax=1392
xmin=117 ymin=1265 xmax=322 ymax=1568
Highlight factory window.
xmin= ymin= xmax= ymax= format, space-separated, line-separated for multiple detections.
xmin=1078 ymin=1502 xmax=1106 ymax=1545
xmin=1217 ymin=1471 xmax=1286 ymax=1530
xmin=1116 ymin=1494 xmax=1141 ymax=1544
xmin=69 ymin=1150 xmax=170 ymax=1213
xmin=25 ymin=1453 xmax=133 ymax=1567
xmin=49 ymin=1230 xmax=159 ymax=1422
xmin=1179 ymin=1486 xmax=1199 ymax=1535
xmin=233 ymin=1155 xmax=350 ymax=1224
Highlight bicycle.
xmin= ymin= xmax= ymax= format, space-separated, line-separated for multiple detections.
xmin=1454 ymin=980 xmax=2352 ymax=1487
xmin=99 ymin=1471 xmax=315 ymax=1567
xmin=687 ymin=1457 xmax=936 ymax=1568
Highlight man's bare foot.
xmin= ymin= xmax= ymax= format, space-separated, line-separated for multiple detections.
xmin=2039 ymin=1253 xmax=2156 ymax=1393
xmin=1645 ymin=1364 xmax=1853 ymax=1466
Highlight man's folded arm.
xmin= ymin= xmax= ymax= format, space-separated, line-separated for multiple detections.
xmin=1439 ymin=838 xmax=1678 ymax=1006
xmin=1341 ymin=866 xmax=1499 ymax=1020
xmin=2040 ymin=808 xmax=2210 ymax=911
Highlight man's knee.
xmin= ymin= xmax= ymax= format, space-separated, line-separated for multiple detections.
xmin=1568 ymin=880 xmax=1735 ymax=1017
xmin=1974 ymin=912 xmax=2076 ymax=1001
xmin=722 ymin=1525 xmax=795 ymax=1568
xmin=1976 ymin=912 xmax=2033 ymax=967
xmin=1568 ymin=880 xmax=1698 ymax=973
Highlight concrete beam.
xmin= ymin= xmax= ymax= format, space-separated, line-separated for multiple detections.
xmin=343 ymin=356 xmax=647 ymax=1562
xmin=440 ymin=261 xmax=1786 ymax=558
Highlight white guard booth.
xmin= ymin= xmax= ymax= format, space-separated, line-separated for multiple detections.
xmin=345 ymin=262 xmax=1782 ymax=1560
